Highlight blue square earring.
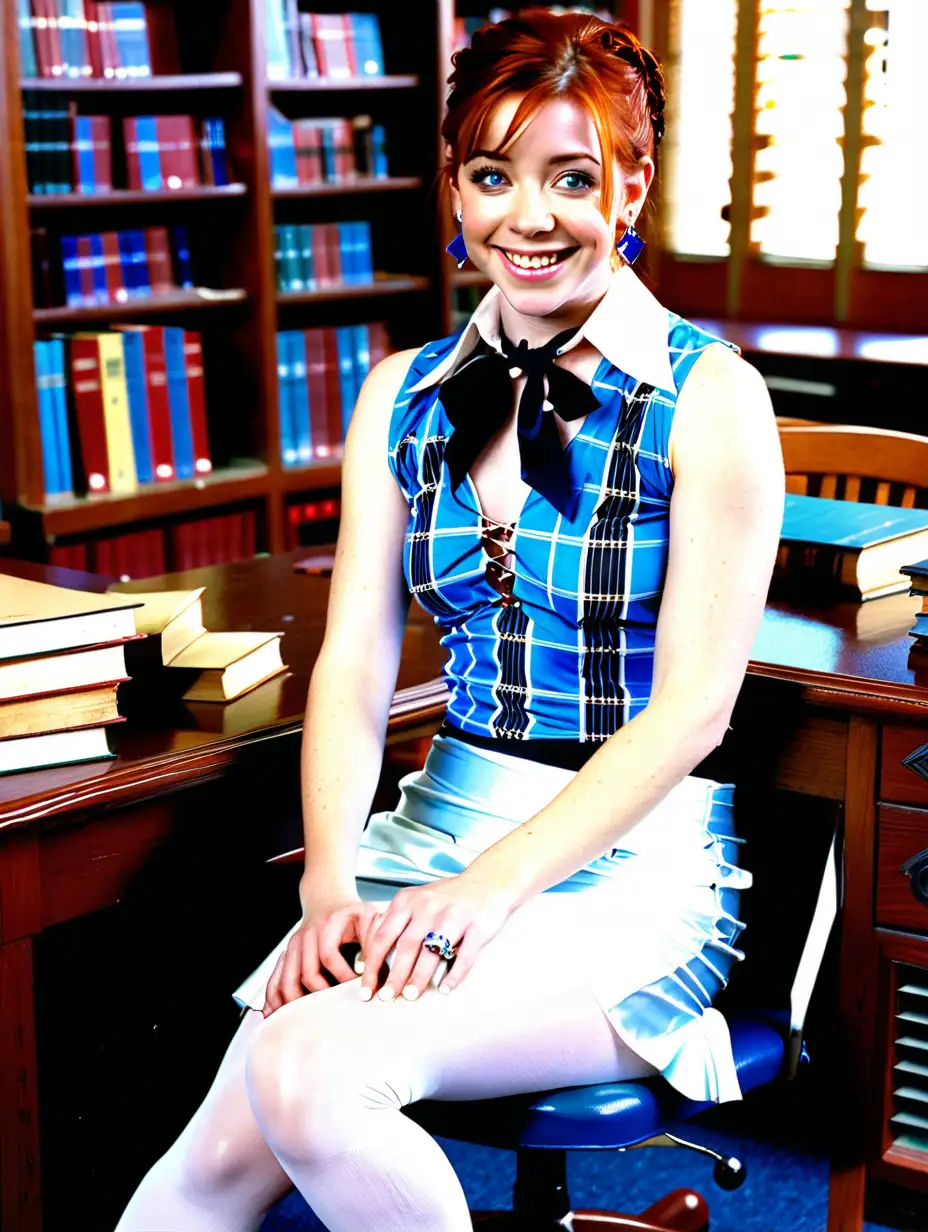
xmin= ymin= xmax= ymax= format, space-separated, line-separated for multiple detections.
xmin=616 ymin=218 xmax=645 ymax=265
xmin=446 ymin=210 xmax=468 ymax=268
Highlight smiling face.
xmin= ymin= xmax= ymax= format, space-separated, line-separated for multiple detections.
xmin=450 ymin=94 xmax=653 ymax=342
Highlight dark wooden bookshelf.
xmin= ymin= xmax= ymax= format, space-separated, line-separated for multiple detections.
xmin=28 ymin=185 xmax=248 ymax=210
xmin=0 ymin=521 xmax=10 ymax=547
xmin=272 ymin=176 xmax=421 ymax=198
xmin=0 ymin=0 xmax=448 ymax=567
xmin=267 ymin=74 xmax=419 ymax=92
xmin=19 ymin=73 xmax=244 ymax=92
xmin=277 ymin=275 xmax=429 ymax=305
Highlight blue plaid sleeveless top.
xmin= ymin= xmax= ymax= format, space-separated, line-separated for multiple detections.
xmin=388 ymin=300 xmax=737 ymax=745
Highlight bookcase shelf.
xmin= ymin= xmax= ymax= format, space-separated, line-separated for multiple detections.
xmin=278 ymin=460 xmax=344 ymax=494
xmin=267 ymin=74 xmax=419 ymax=92
xmin=33 ymin=465 xmax=271 ymax=536
xmin=33 ymin=289 xmax=248 ymax=326
xmin=276 ymin=275 xmax=430 ymax=305
xmin=271 ymin=177 xmax=421 ymax=199
xmin=29 ymin=185 xmax=249 ymax=211
xmin=20 ymin=73 xmax=244 ymax=93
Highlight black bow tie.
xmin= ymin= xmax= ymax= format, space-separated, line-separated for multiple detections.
xmin=437 ymin=326 xmax=600 ymax=520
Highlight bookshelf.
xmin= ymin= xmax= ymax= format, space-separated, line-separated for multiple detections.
xmin=0 ymin=0 xmax=447 ymax=566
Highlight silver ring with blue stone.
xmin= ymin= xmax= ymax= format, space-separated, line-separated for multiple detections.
xmin=422 ymin=931 xmax=456 ymax=961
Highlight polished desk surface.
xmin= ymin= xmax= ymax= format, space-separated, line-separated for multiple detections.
xmin=1 ymin=554 xmax=926 ymax=834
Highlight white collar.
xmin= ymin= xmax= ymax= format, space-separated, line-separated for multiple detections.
xmin=408 ymin=262 xmax=676 ymax=395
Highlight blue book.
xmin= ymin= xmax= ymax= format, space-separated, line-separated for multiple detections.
xmin=911 ymin=614 xmax=928 ymax=640
xmin=18 ymin=0 xmax=37 ymax=78
xmin=170 ymin=225 xmax=194 ymax=288
xmin=353 ymin=220 xmax=373 ymax=283
xmin=60 ymin=236 xmax=83 ymax=305
xmin=73 ymin=116 xmax=96 ymax=192
xmin=371 ymin=124 xmax=389 ymax=178
xmin=120 ymin=330 xmax=155 ymax=483
xmin=48 ymin=338 xmax=74 ymax=494
xmin=276 ymin=331 xmax=297 ymax=466
xmin=88 ymin=233 xmax=109 ymax=302
xmin=34 ymin=342 xmax=62 ymax=496
xmin=288 ymin=331 xmax=312 ymax=464
xmin=205 ymin=118 xmax=230 ymax=187
xmin=336 ymin=222 xmax=357 ymax=284
xmin=265 ymin=0 xmax=291 ymax=80
xmin=335 ymin=327 xmax=357 ymax=440
xmin=163 ymin=327 xmax=195 ymax=479
xmin=320 ymin=124 xmax=337 ymax=182
xmin=135 ymin=115 xmax=162 ymax=190
xmin=116 ymin=230 xmax=138 ymax=296
xmin=110 ymin=2 xmax=151 ymax=78
xmin=297 ymin=225 xmax=314 ymax=289
xmin=349 ymin=14 xmax=384 ymax=76
xmin=267 ymin=108 xmax=298 ymax=187
xmin=350 ymin=322 xmax=371 ymax=395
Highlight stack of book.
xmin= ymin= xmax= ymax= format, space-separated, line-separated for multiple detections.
xmin=901 ymin=560 xmax=928 ymax=663
xmin=32 ymin=223 xmax=194 ymax=309
xmin=0 ymin=574 xmax=141 ymax=775
xmin=277 ymin=321 xmax=388 ymax=464
xmin=274 ymin=221 xmax=373 ymax=292
xmin=265 ymin=8 xmax=384 ymax=81
xmin=23 ymin=99 xmax=229 ymax=196
xmin=34 ymin=325 xmax=212 ymax=498
xmin=775 ymin=494 xmax=928 ymax=602
xmin=268 ymin=110 xmax=387 ymax=187
xmin=113 ymin=585 xmax=288 ymax=702
xmin=20 ymin=0 xmax=154 ymax=80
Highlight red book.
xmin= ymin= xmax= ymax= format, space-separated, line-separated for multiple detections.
xmin=303 ymin=328 xmax=331 ymax=457
xmin=90 ymin=115 xmax=112 ymax=189
xmin=123 ymin=116 xmax=141 ymax=189
xmin=156 ymin=115 xmax=199 ymax=188
xmin=340 ymin=13 xmax=358 ymax=76
xmin=332 ymin=118 xmax=354 ymax=182
xmin=321 ymin=327 xmax=344 ymax=452
xmin=368 ymin=321 xmax=390 ymax=368
xmin=312 ymin=222 xmax=340 ymax=288
xmin=75 ymin=234 xmax=96 ymax=303
xmin=293 ymin=120 xmax=323 ymax=185
xmin=31 ymin=0 xmax=64 ymax=78
xmin=311 ymin=13 xmax=353 ymax=79
xmin=145 ymin=227 xmax=174 ymax=293
xmin=97 ymin=3 xmax=119 ymax=78
xmin=243 ymin=510 xmax=256 ymax=557
xmin=181 ymin=331 xmax=212 ymax=476
xmin=69 ymin=335 xmax=110 ymax=493
xmin=85 ymin=2 xmax=105 ymax=78
xmin=116 ymin=325 xmax=174 ymax=482
xmin=100 ymin=230 xmax=125 ymax=301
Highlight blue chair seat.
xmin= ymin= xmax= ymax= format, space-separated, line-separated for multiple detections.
xmin=403 ymin=1012 xmax=786 ymax=1152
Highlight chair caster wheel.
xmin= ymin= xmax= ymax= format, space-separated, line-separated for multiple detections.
xmin=713 ymin=1156 xmax=746 ymax=1190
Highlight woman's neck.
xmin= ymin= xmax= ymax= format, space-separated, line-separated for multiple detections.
xmin=496 ymin=274 xmax=612 ymax=349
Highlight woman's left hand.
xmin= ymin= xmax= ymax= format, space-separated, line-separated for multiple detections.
xmin=358 ymin=871 xmax=517 ymax=1002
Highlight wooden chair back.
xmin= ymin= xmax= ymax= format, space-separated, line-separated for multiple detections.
xmin=778 ymin=424 xmax=928 ymax=508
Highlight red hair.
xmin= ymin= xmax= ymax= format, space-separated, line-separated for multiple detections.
xmin=442 ymin=9 xmax=665 ymax=223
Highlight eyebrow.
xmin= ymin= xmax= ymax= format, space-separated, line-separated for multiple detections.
xmin=466 ymin=150 xmax=601 ymax=166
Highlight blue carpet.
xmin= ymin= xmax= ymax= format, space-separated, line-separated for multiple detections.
xmin=259 ymin=1124 xmax=904 ymax=1232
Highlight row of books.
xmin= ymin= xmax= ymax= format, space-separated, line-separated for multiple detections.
xmin=268 ymin=109 xmax=387 ymax=188
xmin=37 ymin=224 xmax=193 ymax=309
xmin=277 ymin=323 xmax=388 ymax=465
xmin=24 ymin=97 xmax=230 ymax=195
xmin=49 ymin=509 xmax=257 ymax=576
xmin=19 ymin=0 xmax=153 ymax=80
xmin=265 ymin=7 xmax=384 ymax=81
xmin=903 ymin=561 xmax=928 ymax=662
xmin=34 ymin=326 xmax=211 ymax=498
xmin=285 ymin=495 xmax=340 ymax=550
xmin=274 ymin=221 xmax=372 ymax=292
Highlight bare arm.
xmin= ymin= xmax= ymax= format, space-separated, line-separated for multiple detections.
xmin=298 ymin=348 xmax=419 ymax=912
xmin=459 ymin=345 xmax=786 ymax=907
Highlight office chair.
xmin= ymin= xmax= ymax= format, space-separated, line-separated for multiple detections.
xmin=400 ymin=788 xmax=841 ymax=1231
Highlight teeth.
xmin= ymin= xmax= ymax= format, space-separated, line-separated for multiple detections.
xmin=504 ymin=250 xmax=565 ymax=269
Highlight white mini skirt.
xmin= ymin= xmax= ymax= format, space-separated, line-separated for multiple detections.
xmin=233 ymin=732 xmax=752 ymax=1105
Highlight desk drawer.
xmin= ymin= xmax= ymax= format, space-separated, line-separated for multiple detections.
xmin=878 ymin=805 xmax=928 ymax=932
xmin=881 ymin=725 xmax=928 ymax=808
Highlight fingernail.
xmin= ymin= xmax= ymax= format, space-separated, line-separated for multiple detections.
xmin=439 ymin=983 xmax=452 ymax=995
xmin=378 ymin=986 xmax=396 ymax=1001
xmin=402 ymin=984 xmax=419 ymax=1001
xmin=354 ymin=958 xmax=365 ymax=974
xmin=359 ymin=986 xmax=373 ymax=1002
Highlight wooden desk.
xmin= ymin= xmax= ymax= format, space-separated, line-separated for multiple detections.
xmin=2 ymin=557 xmax=928 ymax=1230
xmin=0 ymin=552 xmax=446 ymax=1232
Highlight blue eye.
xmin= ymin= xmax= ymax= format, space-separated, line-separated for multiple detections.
xmin=469 ymin=165 xmax=508 ymax=189
xmin=557 ymin=171 xmax=595 ymax=191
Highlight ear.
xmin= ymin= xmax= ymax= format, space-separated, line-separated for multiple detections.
xmin=449 ymin=179 xmax=463 ymax=221
xmin=621 ymin=155 xmax=655 ymax=219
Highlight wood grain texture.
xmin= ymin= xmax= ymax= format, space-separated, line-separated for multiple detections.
xmin=882 ymin=726 xmax=928 ymax=808
xmin=876 ymin=805 xmax=928 ymax=933
xmin=0 ymin=939 xmax=41 ymax=1232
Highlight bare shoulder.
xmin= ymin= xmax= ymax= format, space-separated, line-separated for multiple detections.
xmin=355 ymin=347 xmax=421 ymax=415
xmin=669 ymin=343 xmax=779 ymax=476
xmin=343 ymin=347 xmax=422 ymax=458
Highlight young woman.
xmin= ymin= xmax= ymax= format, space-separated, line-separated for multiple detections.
xmin=117 ymin=11 xmax=784 ymax=1230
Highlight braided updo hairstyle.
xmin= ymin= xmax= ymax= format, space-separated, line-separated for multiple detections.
xmin=442 ymin=8 xmax=666 ymax=226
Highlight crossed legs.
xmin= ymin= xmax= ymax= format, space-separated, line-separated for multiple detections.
xmin=116 ymin=891 xmax=657 ymax=1231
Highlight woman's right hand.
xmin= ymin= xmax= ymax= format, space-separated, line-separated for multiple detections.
xmin=262 ymin=896 xmax=385 ymax=1015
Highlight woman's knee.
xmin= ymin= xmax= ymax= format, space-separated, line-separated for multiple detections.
xmin=244 ymin=990 xmax=410 ymax=1163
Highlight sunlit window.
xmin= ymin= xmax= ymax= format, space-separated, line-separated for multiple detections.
xmin=750 ymin=0 xmax=850 ymax=263
xmin=856 ymin=1 xmax=928 ymax=270
xmin=663 ymin=0 xmax=738 ymax=257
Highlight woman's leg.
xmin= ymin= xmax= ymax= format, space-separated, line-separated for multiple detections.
xmin=245 ymin=891 xmax=657 ymax=1232
xmin=115 ymin=1009 xmax=293 ymax=1232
